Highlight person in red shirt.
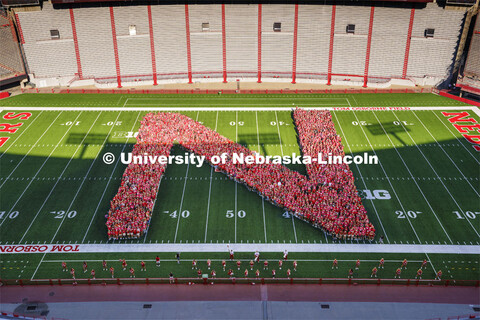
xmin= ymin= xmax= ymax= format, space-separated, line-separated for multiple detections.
xmin=263 ymin=260 xmax=269 ymax=270
xmin=228 ymin=246 xmax=234 ymax=260
xmin=436 ymin=270 xmax=442 ymax=280
xmin=197 ymin=269 xmax=202 ymax=278
xmin=416 ymin=268 xmax=423 ymax=279
xmin=286 ymin=269 xmax=291 ymax=278
xmin=222 ymin=260 xmax=226 ymax=271
xmin=394 ymin=268 xmax=401 ymax=279
xmin=278 ymin=260 xmax=283 ymax=270
xmin=122 ymin=259 xmax=127 ymax=271
xmin=70 ymin=267 xmax=76 ymax=279
xmin=293 ymin=260 xmax=297 ymax=271
xmin=102 ymin=260 xmax=107 ymax=271
xmin=192 ymin=259 xmax=197 ymax=270
xmin=91 ymin=269 xmax=96 ymax=279
xmin=237 ymin=260 xmax=241 ymax=270
xmin=228 ymin=269 xmax=234 ymax=278
xmin=129 ymin=267 xmax=135 ymax=278
xmin=110 ymin=266 xmax=115 ymax=278
xmin=249 ymin=260 xmax=254 ymax=270
xmin=401 ymin=259 xmax=408 ymax=270
xmin=348 ymin=268 xmax=353 ymax=278
xmin=355 ymin=259 xmax=360 ymax=270
xmin=83 ymin=261 xmax=88 ymax=273
xmin=272 ymin=269 xmax=276 ymax=278
xmin=332 ymin=259 xmax=338 ymax=269
xmin=244 ymin=269 xmax=248 ymax=278
xmin=207 ymin=259 xmax=211 ymax=270
xmin=371 ymin=267 xmax=377 ymax=278
xmin=62 ymin=261 xmax=67 ymax=272
xmin=156 ymin=256 xmax=160 ymax=267
xmin=379 ymin=258 xmax=385 ymax=269
xmin=211 ymin=269 xmax=216 ymax=278
xmin=255 ymin=269 xmax=260 ymax=278
xmin=141 ymin=261 xmax=146 ymax=271
xmin=421 ymin=259 xmax=427 ymax=269
xmin=283 ymin=250 xmax=288 ymax=261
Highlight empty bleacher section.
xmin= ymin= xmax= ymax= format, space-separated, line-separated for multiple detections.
xmin=407 ymin=3 xmax=464 ymax=79
xmin=0 ymin=13 xmax=26 ymax=86
xmin=458 ymin=14 xmax=480 ymax=95
xmin=225 ymin=4 xmax=257 ymax=79
xmin=14 ymin=2 xmax=466 ymax=87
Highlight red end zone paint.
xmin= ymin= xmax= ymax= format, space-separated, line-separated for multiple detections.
xmin=442 ymin=111 xmax=480 ymax=151
xmin=0 ymin=112 xmax=33 ymax=147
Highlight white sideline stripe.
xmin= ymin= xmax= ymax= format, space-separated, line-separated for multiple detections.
xmin=1 ymin=243 xmax=478 ymax=254
xmin=1 ymin=106 xmax=480 ymax=114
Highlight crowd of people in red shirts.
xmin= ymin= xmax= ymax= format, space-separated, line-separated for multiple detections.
xmin=294 ymin=109 xmax=375 ymax=240
xmin=106 ymin=110 xmax=374 ymax=240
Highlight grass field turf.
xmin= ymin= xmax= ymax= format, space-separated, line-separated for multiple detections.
xmin=0 ymin=93 xmax=479 ymax=281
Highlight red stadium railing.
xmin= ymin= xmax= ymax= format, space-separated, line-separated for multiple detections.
xmin=1 ymin=277 xmax=478 ymax=287
xmin=20 ymin=87 xmax=432 ymax=95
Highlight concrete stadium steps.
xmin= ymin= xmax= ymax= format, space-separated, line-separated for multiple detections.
xmin=114 ymin=5 xmax=152 ymax=78
xmin=369 ymin=7 xmax=410 ymax=79
xmin=74 ymin=6 xmax=116 ymax=78
xmin=189 ymin=5 xmax=223 ymax=78
xmin=225 ymin=5 xmax=257 ymax=75
xmin=407 ymin=3 xmax=464 ymax=78
xmin=17 ymin=2 xmax=76 ymax=78
xmin=332 ymin=5 xmax=370 ymax=76
xmin=15 ymin=3 xmax=466 ymax=85
xmin=0 ymin=16 xmax=24 ymax=78
xmin=296 ymin=5 xmax=331 ymax=78
xmin=152 ymin=5 xmax=188 ymax=77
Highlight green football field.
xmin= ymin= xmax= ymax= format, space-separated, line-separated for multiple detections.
xmin=0 ymin=93 xmax=478 ymax=282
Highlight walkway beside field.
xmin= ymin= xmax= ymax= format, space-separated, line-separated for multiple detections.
xmin=1 ymin=283 xmax=478 ymax=319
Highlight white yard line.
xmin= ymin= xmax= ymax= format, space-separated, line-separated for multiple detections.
xmin=351 ymin=95 xmax=358 ymax=106
xmin=291 ymin=215 xmax=298 ymax=243
xmin=430 ymin=111 xmax=480 ymax=165
xmin=51 ymin=110 xmax=126 ymax=243
xmin=352 ymin=111 xmax=423 ymax=244
xmin=412 ymin=111 xmax=479 ymax=197
xmin=0 ymin=110 xmax=43 ymax=160
xmin=0 ymin=111 xmax=60 ymax=189
xmin=82 ymin=111 xmax=142 ymax=243
xmin=274 ymin=111 xmax=284 ymax=157
xmin=372 ymin=112 xmax=454 ymax=244
xmin=391 ymin=111 xmax=480 ymax=239
xmin=256 ymin=111 xmax=268 ymax=243
xmin=173 ymin=163 xmax=190 ymax=243
xmin=332 ymin=111 xmax=390 ymax=243
xmin=30 ymin=251 xmax=47 ymax=280
xmin=204 ymin=111 xmax=219 ymax=242
xmin=0 ymin=112 xmax=81 ymax=229
xmin=2 ymin=106 xmax=479 ymax=112
xmin=3 ymin=243 xmax=478 ymax=254
xmin=19 ymin=112 xmax=102 ymax=243
xmin=346 ymin=98 xmax=352 ymax=108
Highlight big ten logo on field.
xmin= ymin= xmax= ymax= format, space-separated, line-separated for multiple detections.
xmin=442 ymin=111 xmax=480 ymax=151
xmin=112 ymin=131 xmax=138 ymax=139
xmin=0 ymin=112 xmax=33 ymax=147
xmin=358 ymin=189 xmax=391 ymax=200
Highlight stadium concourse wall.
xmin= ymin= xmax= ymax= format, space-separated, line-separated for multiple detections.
xmin=14 ymin=2 xmax=465 ymax=89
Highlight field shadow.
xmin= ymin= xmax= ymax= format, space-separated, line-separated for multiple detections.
xmin=366 ymin=123 xmax=411 ymax=146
